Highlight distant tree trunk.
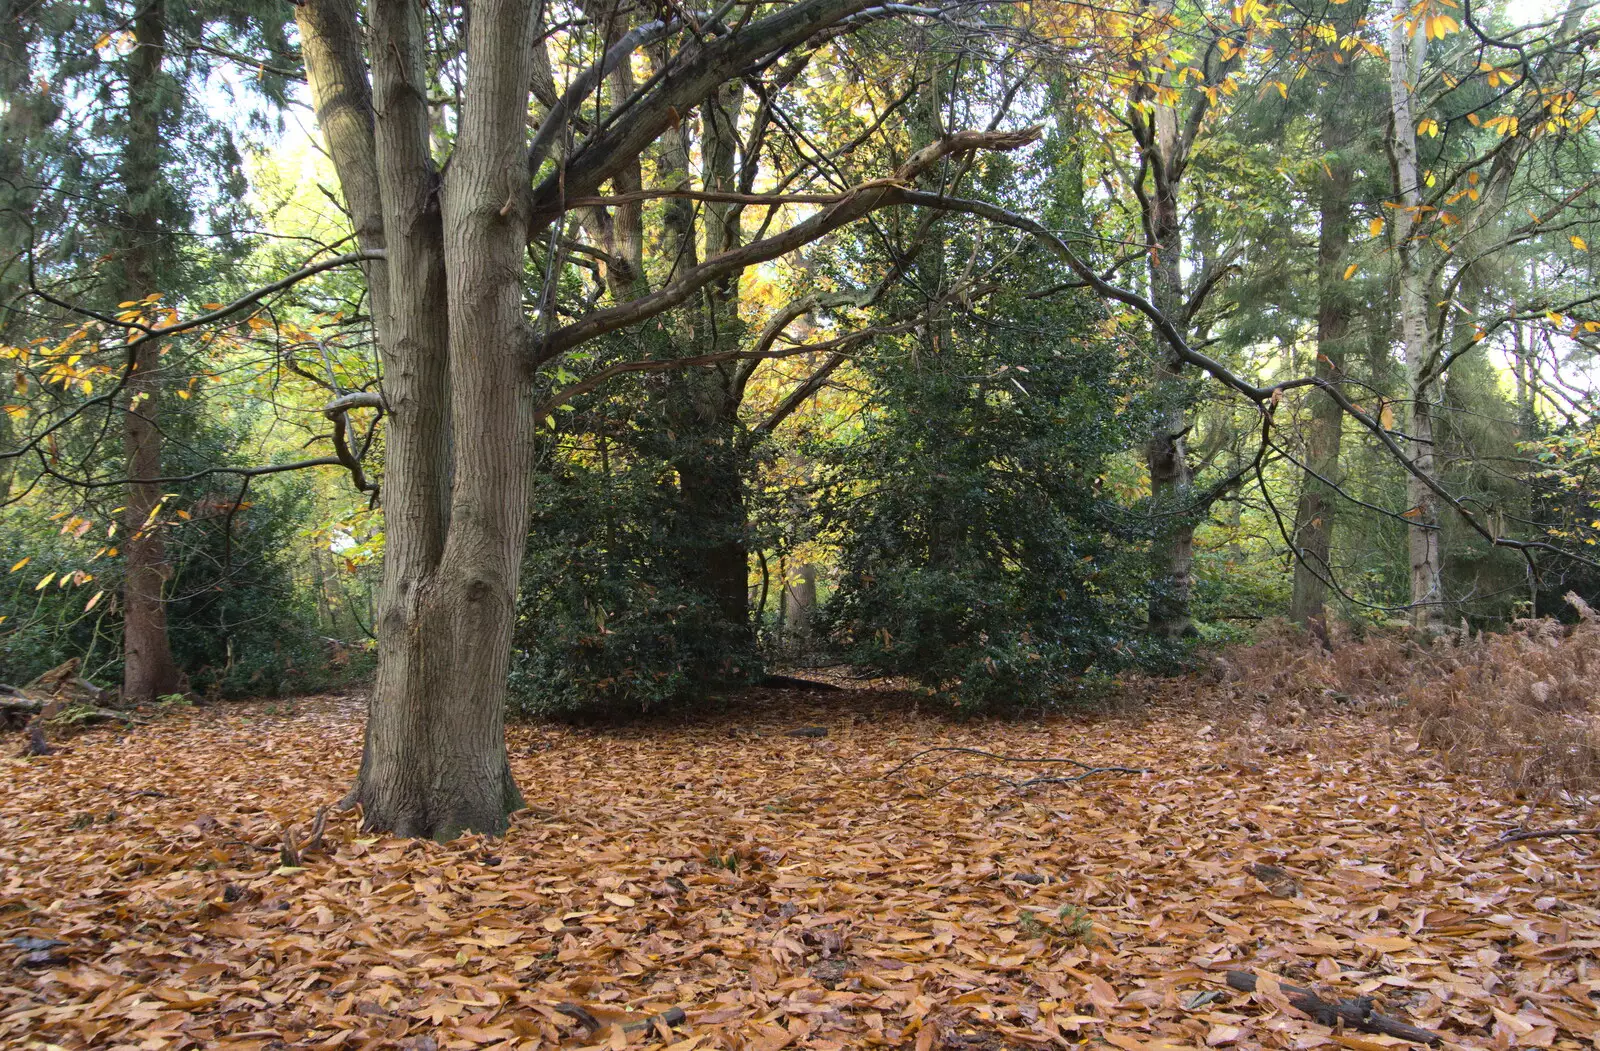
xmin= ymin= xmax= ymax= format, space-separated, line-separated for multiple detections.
xmin=1386 ymin=0 xmax=1445 ymax=635
xmin=119 ymin=1 xmax=182 ymax=702
xmin=1144 ymin=157 xmax=1194 ymax=638
xmin=660 ymin=78 xmax=752 ymax=645
xmin=783 ymin=563 xmax=818 ymax=637
xmin=0 ymin=411 xmax=12 ymax=500
xmin=1289 ymin=104 xmax=1356 ymax=627
xmin=1511 ymin=318 xmax=1534 ymax=422
xmin=1132 ymin=0 xmax=1208 ymax=639
xmin=0 ymin=9 xmax=26 ymax=500
xmin=670 ymin=388 xmax=750 ymax=636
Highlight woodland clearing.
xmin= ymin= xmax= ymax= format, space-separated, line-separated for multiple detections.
xmin=3 ymin=679 xmax=1598 ymax=1051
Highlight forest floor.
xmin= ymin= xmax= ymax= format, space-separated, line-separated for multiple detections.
xmin=3 ymin=678 xmax=1598 ymax=1051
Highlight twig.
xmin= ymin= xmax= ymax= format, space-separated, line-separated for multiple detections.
xmin=1415 ymin=808 xmax=1445 ymax=859
xmin=1225 ymin=970 xmax=1441 ymax=1045
xmin=304 ymin=805 xmax=329 ymax=853
xmin=556 ymin=1003 xmax=687 ymax=1037
xmin=1497 ymin=826 xmax=1600 ymax=844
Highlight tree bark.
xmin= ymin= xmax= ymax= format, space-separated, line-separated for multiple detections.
xmin=119 ymin=0 xmax=182 ymax=702
xmin=1386 ymin=0 xmax=1446 ymax=635
xmin=300 ymin=0 xmax=525 ymax=838
xmin=784 ymin=563 xmax=818 ymax=637
xmin=669 ymin=384 xmax=750 ymax=637
xmin=1135 ymin=0 xmax=1201 ymax=639
xmin=1289 ymin=98 xmax=1356 ymax=626
xmin=383 ymin=0 xmax=539 ymax=837
xmin=652 ymin=70 xmax=752 ymax=647
xmin=1142 ymin=133 xmax=1195 ymax=637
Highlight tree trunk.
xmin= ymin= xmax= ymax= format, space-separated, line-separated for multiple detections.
xmin=668 ymin=374 xmax=751 ymax=639
xmin=656 ymin=77 xmax=752 ymax=648
xmin=1387 ymin=0 xmax=1446 ymax=635
xmin=299 ymin=0 xmax=528 ymax=838
xmin=1137 ymin=0 xmax=1198 ymax=640
xmin=119 ymin=1 xmax=182 ymax=702
xmin=1289 ymin=112 xmax=1355 ymax=626
xmin=1144 ymin=150 xmax=1195 ymax=638
xmin=360 ymin=0 xmax=535 ymax=838
xmin=783 ymin=563 xmax=818 ymax=637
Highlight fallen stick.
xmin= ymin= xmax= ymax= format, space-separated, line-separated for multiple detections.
xmin=556 ymin=1003 xmax=687 ymax=1037
xmin=1497 ymin=826 xmax=1600 ymax=844
xmin=1225 ymin=970 xmax=1441 ymax=1045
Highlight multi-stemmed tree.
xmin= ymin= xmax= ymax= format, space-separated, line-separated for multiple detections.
xmin=293 ymin=0 xmax=1039 ymax=836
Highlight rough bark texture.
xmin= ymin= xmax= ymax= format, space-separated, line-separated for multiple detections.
xmin=1387 ymin=0 xmax=1446 ymax=635
xmin=1141 ymin=168 xmax=1195 ymax=636
xmin=0 ymin=1 xmax=34 ymax=501
xmin=1289 ymin=112 xmax=1355 ymax=626
xmin=300 ymin=0 xmax=524 ymax=838
xmin=668 ymin=378 xmax=751 ymax=635
xmin=119 ymin=1 xmax=182 ymax=703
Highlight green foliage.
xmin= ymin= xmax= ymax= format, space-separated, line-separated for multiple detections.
xmin=0 ymin=508 xmax=122 ymax=684
xmin=817 ymin=276 xmax=1164 ymax=712
xmin=510 ymin=411 xmax=758 ymax=721
xmin=0 ymin=406 xmax=372 ymax=696
xmin=1018 ymin=905 xmax=1096 ymax=947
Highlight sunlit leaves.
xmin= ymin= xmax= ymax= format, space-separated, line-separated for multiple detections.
xmin=1482 ymin=114 xmax=1520 ymax=137
xmin=1423 ymin=11 xmax=1460 ymax=39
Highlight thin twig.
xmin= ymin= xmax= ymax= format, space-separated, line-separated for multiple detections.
xmin=1498 ymin=826 xmax=1600 ymax=844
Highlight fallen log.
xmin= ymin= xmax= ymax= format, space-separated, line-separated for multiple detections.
xmin=1 ymin=694 xmax=46 ymax=714
xmin=3 ymin=694 xmax=138 ymax=726
xmin=1225 ymin=970 xmax=1441 ymax=1045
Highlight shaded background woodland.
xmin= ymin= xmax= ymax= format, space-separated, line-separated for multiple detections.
xmin=2 ymin=0 xmax=1598 ymax=720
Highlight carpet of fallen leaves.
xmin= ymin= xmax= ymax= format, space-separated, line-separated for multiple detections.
xmin=3 ymin=683 xmax=1599 ymax=1051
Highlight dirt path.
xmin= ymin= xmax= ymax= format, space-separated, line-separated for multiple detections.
xmin=3 ymin=688 xmax=1597 ymax=1049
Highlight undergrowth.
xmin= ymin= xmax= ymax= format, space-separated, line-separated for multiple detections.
xmin=1206 ymin=593 xmax=1600 ymax=796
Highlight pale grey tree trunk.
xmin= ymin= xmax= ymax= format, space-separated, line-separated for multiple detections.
xmin=1387 ymin=0 xmax=1446 ymax=635
xmin=1133 ymin=0 xmax=1207 ymax=639
xmin=783 ymin=564 xmax=818 ymax=638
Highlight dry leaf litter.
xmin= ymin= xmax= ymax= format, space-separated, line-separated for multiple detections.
xmin=3 ymin=681 xmax=1598 ymax=1050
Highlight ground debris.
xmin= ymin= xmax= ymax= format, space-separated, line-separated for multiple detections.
xmin=3 ymin=688 xmax=1597 ymax=1050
